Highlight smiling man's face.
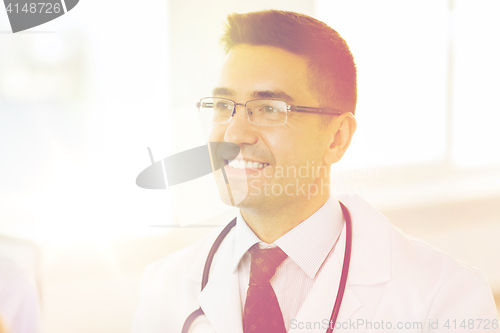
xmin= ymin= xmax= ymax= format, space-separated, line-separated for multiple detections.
xmin=209 ymin=44 xmax=334 ymax=213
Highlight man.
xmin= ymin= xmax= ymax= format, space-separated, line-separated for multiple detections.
xmin=133 ymin=10 xmax=499 ymax=333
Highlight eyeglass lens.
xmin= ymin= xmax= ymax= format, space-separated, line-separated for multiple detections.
xmin=199 ymin=98 xmax=288 ymax=126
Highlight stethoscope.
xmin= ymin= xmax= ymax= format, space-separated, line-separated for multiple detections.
xmin=182 ymin=201 xmax=352 ymax=333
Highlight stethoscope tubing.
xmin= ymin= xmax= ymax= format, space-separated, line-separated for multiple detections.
xmin=182 ymin=219 xmax=236 ymax=333
xmin=327 ymin=201 xmax=352 ymax=333
xmin=182 ymin=201 xmax=352 ymax=333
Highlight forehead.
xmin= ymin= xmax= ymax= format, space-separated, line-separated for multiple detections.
xmin=216 ymin=45 xmax=317 ymax=105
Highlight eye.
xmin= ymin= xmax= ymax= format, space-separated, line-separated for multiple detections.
xmin=262 ymin=105 xmax=280 ymax=113
xmin=215 ymin=101 xmax=231 ymax=110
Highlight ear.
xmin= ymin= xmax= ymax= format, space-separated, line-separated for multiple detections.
xmin=323 ymin=113 xmax=357 ymax=165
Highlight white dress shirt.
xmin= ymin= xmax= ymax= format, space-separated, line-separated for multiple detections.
xmin=232 ymin=196 xmax=345 ymax=331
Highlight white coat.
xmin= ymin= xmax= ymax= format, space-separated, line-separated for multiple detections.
xmin=132 ymin=194 xmax=499 ymax=333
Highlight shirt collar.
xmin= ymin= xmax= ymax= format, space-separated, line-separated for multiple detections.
xmin=231 ymin=196 xmax=344 ymax=279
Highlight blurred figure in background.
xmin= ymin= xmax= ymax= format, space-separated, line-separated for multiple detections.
xmin=0 ymin=253 xmax=41 ymax=333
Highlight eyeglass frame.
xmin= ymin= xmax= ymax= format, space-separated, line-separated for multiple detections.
xmin=196 ymin=97 xmax=344 ymax=126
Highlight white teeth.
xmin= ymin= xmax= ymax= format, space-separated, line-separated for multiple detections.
xmin=226 ymin=160 xmax=269 ymax=169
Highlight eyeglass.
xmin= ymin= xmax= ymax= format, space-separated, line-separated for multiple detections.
xmin=196 ymin=97 xmax=343 ymax=126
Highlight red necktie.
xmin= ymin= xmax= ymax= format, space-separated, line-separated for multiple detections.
xmin=243 ymin=244 xmax=288 ymax=333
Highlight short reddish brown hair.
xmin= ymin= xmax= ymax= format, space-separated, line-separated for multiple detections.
xmin=221 ymin=10 xmax=357 ymax=116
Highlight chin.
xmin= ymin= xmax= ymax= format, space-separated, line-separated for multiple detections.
xmin=213 ymin=171 xmax=251 ymax=207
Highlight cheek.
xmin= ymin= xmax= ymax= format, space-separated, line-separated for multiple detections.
xmin=262 ymin=132 xmax=289 ymax=158
xmin=266 ymin=134 xmax=306 ymax=166
xmin=283 ymin=132 xmax=325 ymax=166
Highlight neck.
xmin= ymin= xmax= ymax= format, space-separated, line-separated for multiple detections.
xmin=240 ymin=192 xmax=330 ymax=244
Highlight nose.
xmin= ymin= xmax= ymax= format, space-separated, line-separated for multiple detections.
xmin=223 ymin=104 xmax=258 ymax=146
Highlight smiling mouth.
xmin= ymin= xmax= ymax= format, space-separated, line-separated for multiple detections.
xmin=225 ymin=159 xmax=269 ymax=169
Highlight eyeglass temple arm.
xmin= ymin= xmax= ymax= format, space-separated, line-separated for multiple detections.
xmin=290 ymin=105 xmax=343 ymax=115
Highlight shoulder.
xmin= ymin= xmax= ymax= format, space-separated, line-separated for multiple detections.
xmin=391 ymin=227 xmax=498 ymax=321
xmin=341 ymin=193 xmax=488 ymax=285
xmin=390 ymin=224 xmax=487 ymax=287
xmin=376 ymin=203 xmax=497 ymax=319
xmin=0 ymin=254 xmax=41 ymax=333
xmin=140 ymin=219 xmax=237 ymax=290
xmin=133 ymin=221 xmax=236 ymax=332
xmin=143 ymin=227 xmax=221 ymax=284
xmin=0 ymin=254 xmax=35 ymax=294
xmin=341 ymin=194 xmax=497 ymax=321
xmin=0 ymin=255 xmax=23 ymax=284
xmin=342 ymin=194 xmax=495 ymax=302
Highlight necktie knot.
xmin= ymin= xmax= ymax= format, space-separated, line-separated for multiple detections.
xmin=248 ymin=245 xmax=287 ymax=286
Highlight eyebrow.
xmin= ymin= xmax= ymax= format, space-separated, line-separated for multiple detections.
xmin=212 ymin=87 xmax=235 ymax=97
xmin=212 ymin=87 xmax=295 ymax=103
xmin=253 ymin=90 xmax=295 ymax=103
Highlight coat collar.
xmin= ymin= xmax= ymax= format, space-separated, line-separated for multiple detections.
xmin=230 ymin=197 xmax=344 ymax=279
xmin=337 ymin=193 xmax=392 ymax=286
xmin=185 ymin=194 xmax=392 ymax=333
xmin=288 ymin=194 xmax=392 ymax=332
xmin=186 ymin=194 xmax=392 ymax=286
xmin=195 ymin=229 xmax=244 ymax=333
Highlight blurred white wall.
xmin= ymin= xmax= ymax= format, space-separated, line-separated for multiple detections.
xmin=0 ymin=0 xmax=499 ymax=332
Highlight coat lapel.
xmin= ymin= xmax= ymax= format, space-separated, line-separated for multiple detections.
xmin=337 ymin=194 xmax=392 ymax=286
xmin=290 ymin=220 xmax=362 ymax=333
xmin=194 ymin=232 xmax=244 ymax=333
xmin=290 ymin=194 xmax=392 ymax=332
